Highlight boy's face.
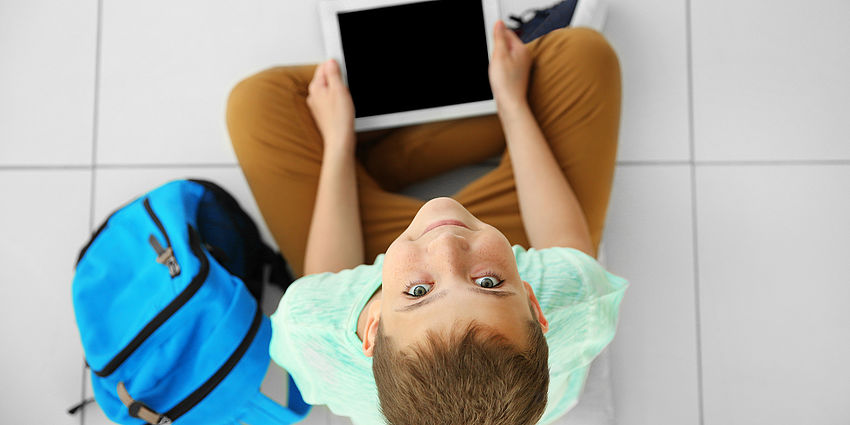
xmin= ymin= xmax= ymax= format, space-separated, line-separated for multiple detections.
xmin=361 ymin=197 xmax=549 ymax=357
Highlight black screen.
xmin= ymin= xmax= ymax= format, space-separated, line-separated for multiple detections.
xmin=337 ymin=0 xmax=493 ymax=118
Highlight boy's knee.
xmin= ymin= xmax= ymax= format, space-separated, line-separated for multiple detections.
xmin=228 ymin=68 xmax=290 ymax=117
xmin=547 ymin=27 xmax=620 ymax=79
xmin=228 ymin=73 xmax=266 ymax=125
xmin=226 ymin=67 xmax=303 ymax=144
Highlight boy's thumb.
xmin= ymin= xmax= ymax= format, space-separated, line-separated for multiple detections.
xmin=493 ymin=20 xmax=506 ymax=49
xmin=500 ymin=20 xmax=520 ymax=46
xmin=326 ymin=59 xmax=342 ymax=83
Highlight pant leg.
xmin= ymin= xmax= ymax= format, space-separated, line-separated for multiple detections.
xmin=360 ymin=113 xmax=506 ymax=192
xmin=226 ymin=65 xmax=423 ymax=277
xmin=453 ymin=27 xmax=623 ymax=255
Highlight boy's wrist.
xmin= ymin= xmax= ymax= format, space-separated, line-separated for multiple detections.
xmin=322 ymin=136 xmax=356 ymax=162
xmin=496 ymin=97 xmax=530 ymax=118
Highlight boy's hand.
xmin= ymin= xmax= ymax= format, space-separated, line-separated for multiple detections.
xmin=306 ymin=59 xmax=356 ymax=152
xmin=488 ymin=19 xmax=532 ymax=110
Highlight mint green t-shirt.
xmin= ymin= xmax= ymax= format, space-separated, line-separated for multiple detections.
xmin=270 ymin=245 xmax=629 ymax=425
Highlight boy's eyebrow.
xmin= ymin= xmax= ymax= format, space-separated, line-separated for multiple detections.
xmin=394 ymin=287 xmax=516 ymax=312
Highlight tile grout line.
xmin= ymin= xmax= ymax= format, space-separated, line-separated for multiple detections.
xmin=0 ymin=165 xmax=91 ymax=170
xmin=685 ymin=0 xmax=706 ymax=423
xmin=82 ymin=0 xmax=104 ymax=423
xmin=3 ymin=159 xmax=850 ymax=172
xmin=97 ymin=162 xmax=240 ymax=169
xmin=88 ymin=0 xmax=103 ymax=233
xmin=87 ymin=0 xmax=103 ymax=275
xmin=696 ymin=159 xmax=850 ymax=166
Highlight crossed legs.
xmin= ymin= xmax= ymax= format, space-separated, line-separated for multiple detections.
xmin=226 ymin=26 xmax=621 ymax=277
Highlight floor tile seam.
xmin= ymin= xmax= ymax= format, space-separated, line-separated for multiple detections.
xmin=97 ymin=163 xmax=240 ymax=169
xmin=694 ymin=159 xmax=850 ymax=166
xmin=88 ymin=0 xmax=104 ymax=231
xmin=3 ymin=159 xmax=850 ymax=172
xmin=690 ymin=162 xmax=705 ymax=425
xmin=685 ymin=0 xmax=706 ymax=422
xmin=0 ymin=165 xmax=91 ymax=170
xmin=82 ymin=0 xmax=104 ymax=423
xmin=618 ymin=160 xmax=850 ymax=166
xmin=0 ymin=163 xmax=239 ymax=170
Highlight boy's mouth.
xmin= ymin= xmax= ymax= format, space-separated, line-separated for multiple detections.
xmin=421 ymin=220 xmax=469 ymax=237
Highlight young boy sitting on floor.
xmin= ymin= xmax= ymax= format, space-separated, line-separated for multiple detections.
xmin=226 ymin=20 xmax=629 ymax=425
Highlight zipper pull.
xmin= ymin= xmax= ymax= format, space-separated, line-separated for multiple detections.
xmin=117 ymin=381 xmax=173 ymax=425
xmin=148 ymin=234 xmax=181 ymax=278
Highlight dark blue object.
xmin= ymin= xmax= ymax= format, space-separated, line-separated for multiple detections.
xmin=508 ymin=0 xmax=579 ymax=43
xmin=72 ymin=179 xmax=307 ymax=424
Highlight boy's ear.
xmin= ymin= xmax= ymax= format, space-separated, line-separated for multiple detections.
xmin=362 ymin=299 xmax=381 ymax=357
xmin=523 ymin=280 xmax=549 ymax=334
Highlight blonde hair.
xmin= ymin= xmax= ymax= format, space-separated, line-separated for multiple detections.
xmin=372 ymin=299 xmax=549 ymax=425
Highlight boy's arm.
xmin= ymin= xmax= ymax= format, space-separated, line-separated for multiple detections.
xmin=498 ymin=100 xmax=595 ymax=258
xmin=303 ymin=136 xmax=365 ymax=275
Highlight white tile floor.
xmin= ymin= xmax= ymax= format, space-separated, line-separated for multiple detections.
xmin=2 ymin=0 xmax=849 ymax=424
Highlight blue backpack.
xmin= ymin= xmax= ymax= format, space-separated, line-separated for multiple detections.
xmin=71 ymin=179 xmax=310 ymax=424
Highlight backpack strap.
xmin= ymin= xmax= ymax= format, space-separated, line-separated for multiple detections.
xmin=261 ymin=244 xmax=294 ymax=291
xmin=117 ymin=381 xmax=173 ymax=425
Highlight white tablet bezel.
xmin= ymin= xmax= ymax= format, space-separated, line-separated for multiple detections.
xmin=319 ymin=0 xmax=500 ymax=131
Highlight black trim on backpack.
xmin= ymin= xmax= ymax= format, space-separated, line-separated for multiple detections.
xmin=188 ymin=179 xmax=295 ymax=292
xmin=164 ymin=304 xmax=263 ymax=422
xmin=76 ymin=195 xmax=178 ymax=269
xmin=94 ymin=225 xmax=209 ymax=378
xmin=143 ymin=198 xmax=172 ymax=248
xmin=76 ymin=217 xmax=110 ymax=267
xmin=76 ymin=194 xmax=137 ymax=268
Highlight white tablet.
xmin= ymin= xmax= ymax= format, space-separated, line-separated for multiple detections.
xmin=319 ymin=0 xmax=501 ymax=131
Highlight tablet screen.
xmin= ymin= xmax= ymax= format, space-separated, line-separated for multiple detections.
xmin=337 ymin=0 xmax=493 ymax=118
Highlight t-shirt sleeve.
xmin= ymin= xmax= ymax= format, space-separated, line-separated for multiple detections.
xmin=514 ymin=245 xmax=629 ymax=376
xmin=268 ymin=263 xmax=383 ymax=419
xmin=269 ymin=273 xmax=345 ymax=407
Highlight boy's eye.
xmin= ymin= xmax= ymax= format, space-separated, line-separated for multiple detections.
xmin=405 ymin=283 xmax=432 ymax=297
xmin=402 ymin=274 xmax=505 ymax=298
xmin=474 ymin=275 xmax=502 ymax=288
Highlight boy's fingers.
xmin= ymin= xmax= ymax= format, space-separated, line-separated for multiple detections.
xmin=505 ymin=26 xmax=522 ymax=52
xmin=500 ymin=21 xmax=518 ymax=56
xmin=497 ymin=22 xmax=518 ymax=52
xmin=326 ymin=59 xmax=342 ymax=86
xmin=492 ymin=20 xmax=506 ymax=54
xmin=316 ymin=61 xmax=332 ymax=87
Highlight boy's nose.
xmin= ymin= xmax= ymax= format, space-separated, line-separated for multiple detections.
xmin=426 ymin=231 xmax=471 ymax=260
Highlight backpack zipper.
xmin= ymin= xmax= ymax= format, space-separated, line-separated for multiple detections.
xmin=148 ymin=235 xmax=181 ymax=277
xmin=144 ymin=198 xmax=181 ymax=278
xmin=113 ymin=306 xmax=262 ymax=423
xmin=93 ymin=225 xmax=209 ymax=377
xmin=164 ymin=306 xmax=262 ymax=421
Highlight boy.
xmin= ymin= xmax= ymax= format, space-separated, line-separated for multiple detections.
xmin=227 ymin=20 xmax=628 ymax=425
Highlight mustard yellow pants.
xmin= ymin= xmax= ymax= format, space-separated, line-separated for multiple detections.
xmin=226 ymin=27 xmax=621 ymax=278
